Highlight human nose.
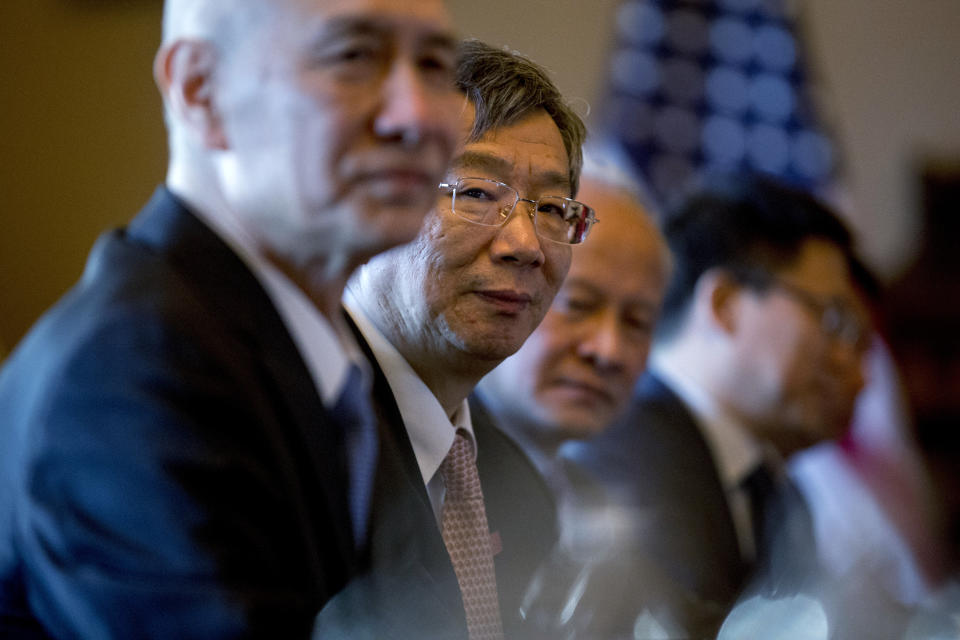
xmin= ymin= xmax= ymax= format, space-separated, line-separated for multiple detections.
xmin=490 ymin=199 xmax=547 ymax=267
xmin=373 ymin=58 xmax=451 ymax=147
xmin=577 ymin=310 xmax=633 ymax=374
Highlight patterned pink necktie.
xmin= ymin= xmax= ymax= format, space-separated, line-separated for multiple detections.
xmin=440 ymin=430 xmax=504 ymax=640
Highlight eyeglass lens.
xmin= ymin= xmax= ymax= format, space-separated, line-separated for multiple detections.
xmin=449 ymin=177 xmax=589 ymax=244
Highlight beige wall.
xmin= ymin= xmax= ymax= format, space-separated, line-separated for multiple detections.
xmin=2 ymin=1 xmax=959 ymax=350
xmin=0 ymin=2 xmax=166 ymax=349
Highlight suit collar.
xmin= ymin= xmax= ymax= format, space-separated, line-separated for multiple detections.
xmin=344 ymin=296 xmax=471 ymax=489
xmin=126 ymin=187 xmax=356 ymax=562
xmin=650 ymin=363 xmax=765 ymax=492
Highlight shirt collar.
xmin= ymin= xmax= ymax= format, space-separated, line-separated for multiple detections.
xmin=180 ymin=189 xmax=362 ymax=406
xmin=651 ymin=353 xmax=764 ymax=490
xmin=344 ymin=292 xmax=475 ymax=486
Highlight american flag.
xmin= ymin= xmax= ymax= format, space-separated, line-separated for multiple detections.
xmin=599 ymin=0 xmax=838 ymax=208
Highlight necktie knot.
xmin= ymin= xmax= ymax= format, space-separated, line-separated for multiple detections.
xmin=441 ymin=431 xmax=482 ymax=502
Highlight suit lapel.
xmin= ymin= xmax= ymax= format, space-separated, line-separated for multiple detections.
xmin=346 ymin=317 xmax=467 ymax=624
xmin=639 ymin=373 xmax=748 ymax=602
xmin=124 ymin=188 xmax=356 ymax=568
xmin=470 ymin=396 xmax=559 ymax=634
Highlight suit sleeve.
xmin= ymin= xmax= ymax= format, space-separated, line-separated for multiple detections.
xmin=14 ymin=310 xmax=325 ymax=639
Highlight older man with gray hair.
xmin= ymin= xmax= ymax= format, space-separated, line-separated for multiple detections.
xmin=0 ymin=0 xmax=462 ymax=637
xmin=476 ymin=151 xmax=670 ymax=476
xmin=317 ymin=40 xmax=594 ymax=639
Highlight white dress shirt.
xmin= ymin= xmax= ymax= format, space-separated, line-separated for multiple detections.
xmin=651 ymin=354 xmax=767 ymax=561
xmin=344 ymin=292 xmax=475 ymax=524
xmin=176 ymin=189 xmax=366 ymax=406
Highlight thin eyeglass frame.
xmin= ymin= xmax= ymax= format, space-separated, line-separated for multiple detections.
xmin=437 ymin=177 xmax=597 ymax=245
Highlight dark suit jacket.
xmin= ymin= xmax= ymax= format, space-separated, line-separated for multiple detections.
xmin=0 ymin=189 xmax=359 ymax=638
xmin=313 ymin=338 xmax=557 ymax=639
xmin=562 ymin=371 xmax=747 ymax=635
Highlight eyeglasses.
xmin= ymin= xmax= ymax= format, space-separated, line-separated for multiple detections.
xmin=763 ymin=277 xmax=869 ymax=351
xmin=438 ymin=177 xmax=597 ymax=245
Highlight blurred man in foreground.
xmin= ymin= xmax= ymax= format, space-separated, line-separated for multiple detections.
xmin=318 ymin=40 xmax=594 ymax=639
xmin=0 ymin=0 xmax=461 ymax=636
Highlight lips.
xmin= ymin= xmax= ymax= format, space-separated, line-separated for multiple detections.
xmin=349 ymin=159 xmax=442 ymax=202
xmin=549 ymin=377 xmax=615 ymax=405
xmin=475 ymin=289 xmax=533 ymax=314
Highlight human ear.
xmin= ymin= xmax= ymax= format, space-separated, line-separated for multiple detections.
xmin=698 ymin=268 xmax=742 ymax=335
xmin=154 ymin=39 xmax=228 ymax=150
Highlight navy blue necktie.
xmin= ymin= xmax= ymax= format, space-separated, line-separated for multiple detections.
xmin=332 ymin=364 xmax=378 ymax=548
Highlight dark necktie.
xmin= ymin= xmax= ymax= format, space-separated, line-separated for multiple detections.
xmin=332 ymin=364 xmax=378 ymax=549
xmin=743 ymin=463 xmax=777 ymax=559
xmin=440 ymin=430 xmax=504 ymax=640
xmin=742 ymin=462 xmax=817 ymax=596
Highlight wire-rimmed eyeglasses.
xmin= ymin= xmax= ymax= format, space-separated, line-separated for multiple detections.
xmin=736 ymin=268 xmax=870 ymax=351
xmin=438 ymin=177 xmax=597 ymax=245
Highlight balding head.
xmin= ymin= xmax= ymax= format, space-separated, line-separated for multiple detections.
xmin=153 ymin=0 xmax=461 ymax=315
xmin=161 ymin=0 xmax=274 ymax=45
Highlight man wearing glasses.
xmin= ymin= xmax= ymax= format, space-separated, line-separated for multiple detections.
xmin=325 ymin=40 xmax=593 ymax=639
xmin=564 ymin=173 xmax=869 ymax=636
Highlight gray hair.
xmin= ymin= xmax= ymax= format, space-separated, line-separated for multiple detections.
xmin=580 ymin=143 xmax=660 ymax=219
xmin=455 ymin=39 xmax=587 ymax=196
xmin=161 ymin=0 xmax=274 ymax=47
xmin=578 ymin=145 xmax=673 ymax=279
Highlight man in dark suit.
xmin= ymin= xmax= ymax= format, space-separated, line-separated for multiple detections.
xmin=564 ymin=174 xmax=869 ymax=636
xmin=320 ymin=41 xmax=595 ymax=639
xmin=0 ymin=0 xmax=462 ymax=637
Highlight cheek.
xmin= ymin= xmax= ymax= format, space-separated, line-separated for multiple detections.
xmin=410 ymin=234 xmax=468 ymax=314
xmin=624 ymin=338 xmax=653 ymax=379
xmin=518 ymin=329 xmax=567 ymax=387
xmin=768 ymin=331 xmax=827 ymax=404
xmin=544 ymin=247 xmax=572 ymax=290
xmin=538 ymin=319 xmax=591 ymax=376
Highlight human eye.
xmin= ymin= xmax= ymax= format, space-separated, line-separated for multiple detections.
xmin=458 ymin=182 xmax=498 ymax=202
xmin=417 ymin=45 xmax=457 ymax=86
xmin=624 ymin=310 xmax=655 ymax=336
xmin=554 ymin=290 xmax=597 ymax=316
xmin=537 ymin=200 xmax=568 ymax=220
xmin=313 ymin=35 xmax=386 ymax=76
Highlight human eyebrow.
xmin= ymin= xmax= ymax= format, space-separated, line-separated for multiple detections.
xmin=453 ymin=152 xmax=571 ymax=195
xmin=419 ymin=31 xmax=458 ymax=57
xmin=311 ymin=16 xmax=384 ymax=42
xmin=561 ymin=278 xmax=603 ymax=296
xmin=534 ymin=170 xmax=572 ymax=197
xmin=451 ymin=151 xmax=514 ymax=178
xmin=310 ymin=16 xmax=457 ymax=54
xmin=306 ymin=16 xmax=394 ymax=59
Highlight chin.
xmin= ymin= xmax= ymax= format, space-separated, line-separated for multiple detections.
xmin=548 ymin=410 xmax=608 ymax=441
xmin=360 ymin=210 xmax=428 ymax=249
xmin=457 ymin=331 xmax=531 ymax=363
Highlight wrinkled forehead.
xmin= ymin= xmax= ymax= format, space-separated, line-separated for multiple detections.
xmin=774 ymin=238 xmax=853 ymax=297
xmin=449 ymin=108 xmax=571 ymax=195
xmin=165 ymin=0 xmax=455 ymax=53
xmin=274 ymin=0 xmax=455 ymax=43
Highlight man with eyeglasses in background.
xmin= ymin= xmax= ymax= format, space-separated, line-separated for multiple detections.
xmin=564 ymin=172 xmax=869 ymax=637
xmin=314 ymin=40 xmax=593 ymax=639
